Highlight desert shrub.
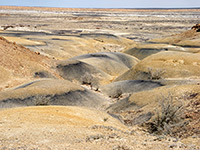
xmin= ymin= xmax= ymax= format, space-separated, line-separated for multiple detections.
xmin=145 ymin=93 xmax=186 ymax=136
xmin=80 ymin=72 xmax=93 ymax=85
xmin=147 ymin=67 xmax=165 ymax=80
xmin=35 ymin=95 xmax=51 ymax=106
xmin=111 ymin=89 xmax=123 ymax=99
xmin=80 ymin=72 xmax=99 ymax=90
xmin=112 ymin=145 xmax=130 ymax=150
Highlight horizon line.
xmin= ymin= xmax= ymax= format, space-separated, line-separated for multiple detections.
xmin=0 ymin=5 xmax=200 ymax=10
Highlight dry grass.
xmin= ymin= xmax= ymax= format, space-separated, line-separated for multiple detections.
xmin=144 ymin=92 xmax=200 ymax=138
xmin=147 ymin=67 xmax=165 ymax=80
xmin=146 ymin=93 xmax=185 ymax=136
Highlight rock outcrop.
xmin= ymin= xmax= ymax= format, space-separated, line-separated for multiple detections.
xmin=192 ymin=23 xmax=200 ymax=32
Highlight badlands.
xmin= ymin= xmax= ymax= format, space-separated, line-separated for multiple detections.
xmin=0 ymin=6 xmax=199 ymax=149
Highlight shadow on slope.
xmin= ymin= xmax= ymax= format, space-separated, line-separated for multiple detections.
xmin=55 ymin=60 xmax=113 ymax=89
xmin=0 ymin=79 xmax=108 ymax=109
xmin=70 ymin=52 xmax=139 ymax=76
xmin=100 ymin=80 xmax=163 ymax=98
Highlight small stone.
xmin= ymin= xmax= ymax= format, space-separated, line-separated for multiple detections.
xmin=172 ymin=138 xmax=178 ymax=142
xmin=169 ymin=144 xmax=177 ymax=148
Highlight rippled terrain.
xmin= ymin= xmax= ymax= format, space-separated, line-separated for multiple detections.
xmin=0 ymin=6 xmax=199 ymax=149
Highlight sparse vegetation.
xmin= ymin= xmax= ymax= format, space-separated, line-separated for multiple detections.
xmin=147 ymin=67 xmax=165 ymax=80
xmin=112 ymin=145 xmax=130 ymax=150
xmin=144 ymin=93 xmax=186 ymax=137
xmin=80 ymin=72 xmax=99 ymax=90
xmin=112 ymin=89 xmax=123 ymax=99
xmin=35 ymin=95 xmax=51 ymax=106
xmin=103 ymin=117 xmax=108 ymax=122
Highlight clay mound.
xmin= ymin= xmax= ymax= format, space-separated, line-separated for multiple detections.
xmin=2 ymin=31 xmax=136 ymax=60
xmin=50 ymin=33 xmax=136 ymax=59
xmin=100 ymin=80 xmax=163 ymax=98
xmin=55 ymin=60 xmax=113 ymax=88
xmin=0 ymin=37 xmax=56 ymax=90
xmin=116 ymin=51 xmax=200 ymax=81
xmin=124 ymin=44 xmax=185 ymax=60
xmin=0 ymin=79 xmax=107 ymax=109
xmin=149 ymin=28 xmax=200 ymax=47
xmin=3 ymin=36 xmax=45 ymax=46
xmin=107 ymin=84 xmax=200 ymax=137
xmin=71 ymin=52 xmax=139 ymax=76
xmin=107 ymin=84 xmax=198 ymax=113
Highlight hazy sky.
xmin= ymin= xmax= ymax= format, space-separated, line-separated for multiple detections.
xmin=0 ymin=0 xmax=200 ymax=8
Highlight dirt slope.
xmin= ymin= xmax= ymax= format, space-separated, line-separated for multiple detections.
xmin=0 ymin=37 xmax=57 ymax=90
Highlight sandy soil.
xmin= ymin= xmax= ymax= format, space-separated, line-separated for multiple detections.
xmin=0 ymin=106 xmax=198 ymax=150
